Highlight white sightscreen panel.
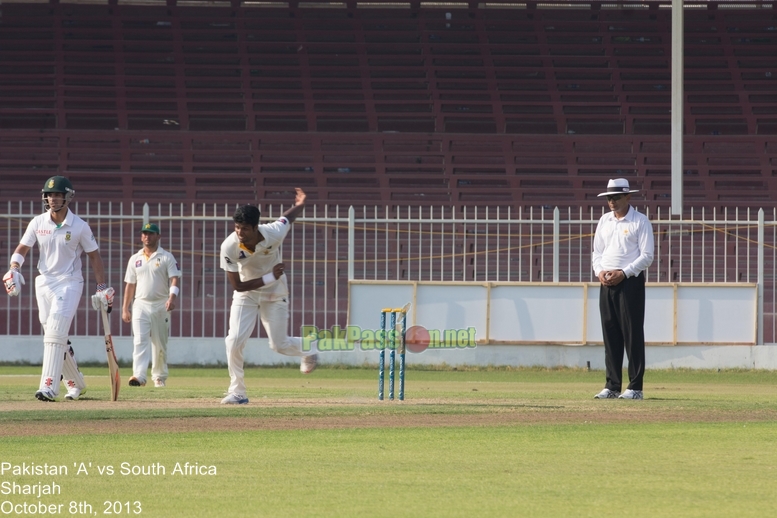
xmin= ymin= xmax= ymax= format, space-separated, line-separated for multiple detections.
xmin=588 ymin=285 xmax=675 ymax=344
xmin=416 ymin=285 xmax=488 ymax=341
xmin=676 ymin=286 xmax=755 ymax=344
xmin=645 ymin=286 xmax=675 ymax=344
xmin=586 ymin=285 xmax=603 ymax=343
xmin=491 ymin=285 xmax=584 ymax=342
xmin=351 ymin=282 xmax=756 ymax=345
xmin=348 ymin=283 xmax=414 ymax=330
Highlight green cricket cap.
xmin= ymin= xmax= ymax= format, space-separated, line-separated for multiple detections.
xmin=141 ymin=223 xmax=160 ymax=234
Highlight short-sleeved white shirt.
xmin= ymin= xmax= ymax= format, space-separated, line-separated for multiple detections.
xmin=124 ymin=246 xmax=181 ymax=304
xmin=219 ymin=217 xmax=291 ymax=299
xmin=20 ymin=209 xmax=99 ymax=282
xmin=592 ymin=206 xmax=655 ymax=278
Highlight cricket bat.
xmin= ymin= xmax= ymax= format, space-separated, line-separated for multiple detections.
xmin=101 ymin=307 xmax=120 ymax=401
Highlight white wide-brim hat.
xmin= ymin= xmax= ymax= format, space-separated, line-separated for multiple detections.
xmin=597 ymin=178 xmax=639 ymax=197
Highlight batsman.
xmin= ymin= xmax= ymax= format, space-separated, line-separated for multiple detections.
xmin=4 ymin=176 xmax=114 ymax=402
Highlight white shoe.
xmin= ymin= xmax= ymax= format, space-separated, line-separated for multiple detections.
xmin=594 ymin=388 xmax=620 ymax=399
xmin=300 ymin=354 xmax=318 ymax=374
xmin=619 ymin=389 xmax=644 ymax=400
xmin=154 ymin=379 xmax=166 ymax=388
xmin=35 ymin=388 xmax=57 ymax=402
xmin=65 ymin=387 xmax=86 ymax=401
xmin=221 ymin=393 xmax=249 ymax=405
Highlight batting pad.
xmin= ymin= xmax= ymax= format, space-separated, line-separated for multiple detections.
xmin=44 ymin=312 xmax=72 ymax=346
xmin=40 ymin=342 xmax=67 ymax=396
xmin=62 ymin=346 xmax=86 ymax=390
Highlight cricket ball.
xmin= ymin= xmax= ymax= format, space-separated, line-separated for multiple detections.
xmin=405 ymin=325 xmax=430 ymax=353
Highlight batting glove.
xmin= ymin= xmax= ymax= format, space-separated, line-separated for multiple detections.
xmin=3 ymin=268 xmax=25 ymax=297
xmin=91 ymin=285 xmax=115 ymax=313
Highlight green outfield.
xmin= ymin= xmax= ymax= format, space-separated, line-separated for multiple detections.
xmin=1 ymin=366 xmax=776 ymax=517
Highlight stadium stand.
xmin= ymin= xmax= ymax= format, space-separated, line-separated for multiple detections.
xmin=0 ymin=0 xmax=776 ymax=212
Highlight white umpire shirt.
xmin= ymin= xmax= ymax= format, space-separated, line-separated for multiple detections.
xmin=219 ymin=217 xmax=291 ymax=300
xmin=592 ymin=206 xmax=655 ymax=278
xmin=20 ymin=210 xmax=99 ymax=282
xmin=124 ymin=246 xmax=181 ymax=304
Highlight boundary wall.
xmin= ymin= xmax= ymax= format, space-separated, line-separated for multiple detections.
xmin=4 ymin=203 xmax=777 ymax=368
xmin=5 ymin=337 xmax=777 ymax=370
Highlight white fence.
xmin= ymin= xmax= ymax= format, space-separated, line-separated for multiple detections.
xmin=2 ymin=201 xmax=776 ymax=343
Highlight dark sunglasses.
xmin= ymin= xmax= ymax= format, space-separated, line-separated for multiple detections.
xmin=605 ymin=194 xmax=625 ymax=201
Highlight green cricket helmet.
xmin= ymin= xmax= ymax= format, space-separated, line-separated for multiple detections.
xmin=41 ymin=176 xmax=75 ymax=212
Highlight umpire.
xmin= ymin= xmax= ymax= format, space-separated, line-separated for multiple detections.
xmin=592 ymin=179 xmax=655 ymax=400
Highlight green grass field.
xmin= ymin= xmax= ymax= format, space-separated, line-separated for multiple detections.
xmin=1 ymin=366 xmax=777 ymax=517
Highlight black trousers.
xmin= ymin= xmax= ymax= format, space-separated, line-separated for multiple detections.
xmin=599 ymin=272 xmax=646 ymax=392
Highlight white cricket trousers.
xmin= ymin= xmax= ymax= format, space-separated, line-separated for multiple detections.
xmin=131 ymin=299 xmax=170 ymax=384
xmin=225 ymin=295 xmax=307 ymax=396
xmin=35 ymin=275 xmax=85 ymax=396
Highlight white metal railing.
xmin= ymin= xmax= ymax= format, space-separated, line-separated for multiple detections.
xmin=2 ymin=202 xmax=776 ymax=343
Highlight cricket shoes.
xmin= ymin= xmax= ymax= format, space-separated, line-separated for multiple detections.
xmin=35 ymin=388 xmax=57 ymax=402
xmin=128 ymin=376 xmax=146 ymax=387
xmin=154 ymin=379 xmax=166 ymax=388
xmin=300 ymin=354 xmax=318 ymax=374
xmin=221 ymin=393 xmax=249 ymax=405
xmin=619 ymin=389 xmax=644 ymax=400
xmin=594 ymin=388 xmax=620 ymax=399
xmin=65 ymin=387 xmax=86 ymax=401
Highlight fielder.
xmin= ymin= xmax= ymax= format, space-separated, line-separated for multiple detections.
xmin=121 ymin=223 xmax=181 ymax=388
xmin=219 ymin=188 xmax=317 ymax=405
xmin=4 ymin=176 xmax=114 ymax=402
